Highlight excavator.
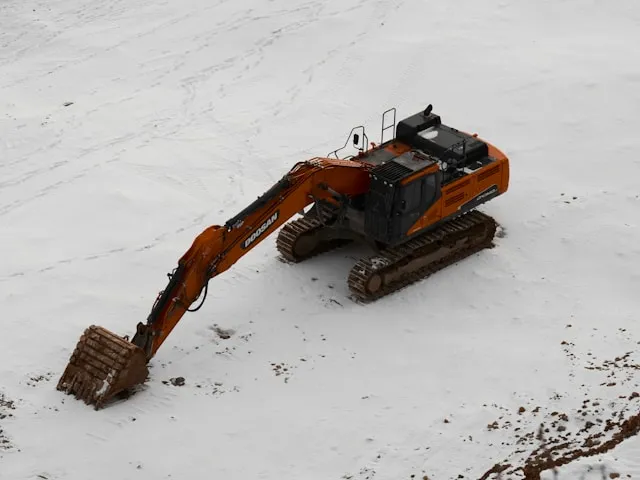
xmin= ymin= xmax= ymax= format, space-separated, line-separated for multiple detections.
xmin=57 ymin=105 xmax=509 ymax=409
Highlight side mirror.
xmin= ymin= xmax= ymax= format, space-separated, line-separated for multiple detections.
xmin=353 ymin=133 xmax=360 ymax=147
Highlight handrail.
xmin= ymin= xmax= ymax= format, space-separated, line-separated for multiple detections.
xmin=327 ymin=125 xmax=368 ymax=159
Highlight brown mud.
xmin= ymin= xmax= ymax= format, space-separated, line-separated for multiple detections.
xmin=478 ymin=343 xmax=640 ymax=479
xmin=0 ymin=392 xmax=16 ymax=451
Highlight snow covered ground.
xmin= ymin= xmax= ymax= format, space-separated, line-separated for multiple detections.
xmin=1 ymin=0 xmax=639 ymax=479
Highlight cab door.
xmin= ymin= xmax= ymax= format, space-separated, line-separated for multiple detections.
xmin=398 ymin=171 xmax=442 ymax=238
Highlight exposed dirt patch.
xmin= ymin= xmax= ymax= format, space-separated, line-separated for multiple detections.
xmin=191 ymin=380 xmax=241 ymax=397
xmin=585 ymin=352 xmax=640 ymax=386
xmin=162 ymin=377 xmax=186 ymax=387
xmin=209 ymin=382 xmax=240 ymax=397
xmin=26 ymin=371 xmax=54 ymax=387
xmin=211 ymin=325 xmax=235 ymax=340
xmin=170 ymin=376 xmax=185 ymax=386
xmin=341 ymin=446 xmax=387 ymax=480
xmin=477 ymin=392 xmax=640 ymax=479
xmin=0 ymin=392 xmax=16 ymax=451
xmin=478 ymin=342 xmax=640 ymax=479
xmin=0 ymin=393 xmax=15 ymax=412
xmin=271 ymin=362 xmax=295 ymax=382
xmin=519 ymin=406 xmax=640 ymax=479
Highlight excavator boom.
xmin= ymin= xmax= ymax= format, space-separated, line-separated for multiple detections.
xmin=57 ymin=158 xmax=371 ymax=408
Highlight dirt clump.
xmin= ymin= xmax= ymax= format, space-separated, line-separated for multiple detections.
xmin=0 ymin=392 xmax=16 ymax=451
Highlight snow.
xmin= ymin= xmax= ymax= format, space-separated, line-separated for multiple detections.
xmin=370 ymin=257 xmax=391 ymax=270
xmin=1 ymin=0 xmax=639 ymax=479
xmin=95 ymin=372 xmax=114 ymax=397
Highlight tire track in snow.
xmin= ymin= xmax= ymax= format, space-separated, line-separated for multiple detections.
xmin=2 ymin=9 xmax=195 ymax=89
xmin=0 ymin=213 xmax=208 ymax=282
xmin=0 ymin=132 xmax=138 ymax=218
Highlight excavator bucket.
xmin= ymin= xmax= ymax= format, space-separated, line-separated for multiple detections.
xmin=57 ymin=325 xmax=149 ymax=409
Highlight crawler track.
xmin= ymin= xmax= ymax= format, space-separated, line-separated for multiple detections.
xmin=276 ymin=203 xmax=352 ymax=263
xmin=347 ymin=210 xmax=497 ymax=302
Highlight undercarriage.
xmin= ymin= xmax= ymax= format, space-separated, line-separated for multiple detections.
xmin=276 ymin=206 xmax=497 ymax=302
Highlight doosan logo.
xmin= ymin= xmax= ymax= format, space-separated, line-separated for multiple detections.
xmin=459 ymin=184 xmax=499 ymax=211
xmin=476 ymin=185 xmax=498 ymax=201
xmin=242 ymin=211 xmax=279 ymax=249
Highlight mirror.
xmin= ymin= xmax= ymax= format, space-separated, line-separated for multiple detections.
xmin=353 ymin=133 xmax=360 ymax=147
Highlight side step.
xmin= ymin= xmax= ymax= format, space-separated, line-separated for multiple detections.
xmin=347 ymin=210 xmax=497 ymax=302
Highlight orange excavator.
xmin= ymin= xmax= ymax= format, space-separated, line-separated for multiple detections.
xmin=57 ymin=105 xmax=509 ymax=409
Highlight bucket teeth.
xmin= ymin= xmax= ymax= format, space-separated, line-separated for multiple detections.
xmin=57 ymin=325 xmax=149 ymax=409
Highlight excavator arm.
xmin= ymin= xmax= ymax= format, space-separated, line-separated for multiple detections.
xmin=57 ymin=157 xmax=371 ymax=408
xmin=131 ymin=157 xmax=370 ymax=359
